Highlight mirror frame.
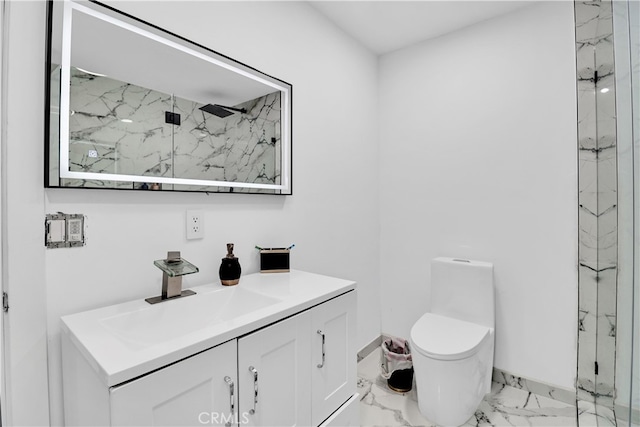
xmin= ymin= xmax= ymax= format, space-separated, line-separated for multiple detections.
xmin=45 ymin=0 xmax=293 ymax=195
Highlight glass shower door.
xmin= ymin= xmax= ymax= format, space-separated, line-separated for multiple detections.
xmin=613 ymin=0 xmax=639 ymax=425
xmin=627 ymin=0 xmax=638 ymax=423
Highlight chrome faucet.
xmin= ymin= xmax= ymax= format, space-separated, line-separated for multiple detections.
xmin=146 ymin=251 xmax=199 ymax=304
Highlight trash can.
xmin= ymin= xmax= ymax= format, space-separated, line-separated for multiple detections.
xmin=380 ymin=336 xmax=413 ymax=393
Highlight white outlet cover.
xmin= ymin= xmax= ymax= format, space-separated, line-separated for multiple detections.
xmin=186 ymin=210 xmax=204 ymax=240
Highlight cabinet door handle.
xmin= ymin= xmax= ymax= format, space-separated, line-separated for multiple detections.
xmin=223 ymin=376 xmax=235 ymax=427
xmin=317 ymin=329 xmax=326 ymax=368
xmin=248 ymin=366 xmax=258 ymax=415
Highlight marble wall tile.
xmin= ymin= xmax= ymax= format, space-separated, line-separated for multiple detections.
xmin=170 ymin=92 xmax=280 ymax=185
xmin=578 ymin=329 xmax=597 ymax=398
xmin=575 ymin=0 xmax=619 ymax=414
xmin=68 ymin=69 xmax=174 ymax=181
xmin=596 ymin=99 xmax=617 ymax=143
xmin=595 ymin=337 xmax=616 ymax=407
xmin=597 ymin=269 xmax=618 ymax=323
xmin=575 ymin=2 xmax=611 ymax=47
xmin=579 ymin=400 xmax=618 ymax=426
xmin=596 ymin=271 xmax=617 ymax=406
xmin=58 ymin=68 xmax=280 ymax=190
xmin=579 ymin=208 xmax=599 ymax=268
xmin=579 ymin=155 xmax=598 ymax=206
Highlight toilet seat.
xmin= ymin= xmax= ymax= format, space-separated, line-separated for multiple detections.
xmin=410 ymin=313 xmax=492 ymax=361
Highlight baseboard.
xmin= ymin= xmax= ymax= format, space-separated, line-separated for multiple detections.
xmin=615 ymin=403 xmax=640 ymax=424
xmin=358 ymin=333 xmax=407 ymax=361
xmin=492 ymin=368 xmax=576 ymax=406
xmin=357 ymin=335 xmax=382 ymax=362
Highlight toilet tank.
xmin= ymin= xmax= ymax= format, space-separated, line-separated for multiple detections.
xmin=429 ymin=257 xmax=494 ymax=328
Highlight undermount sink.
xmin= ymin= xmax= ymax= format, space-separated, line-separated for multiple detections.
xmin=100 ymin=287 xmax=281 ymax=349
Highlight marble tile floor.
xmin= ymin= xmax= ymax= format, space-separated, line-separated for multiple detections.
xmin=358 ymin=348 xmax=577 ymax=427
xmin=578 ymin=400 xmax=628 ymax=427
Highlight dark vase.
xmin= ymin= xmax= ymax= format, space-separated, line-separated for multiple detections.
xmin=219 ymin=243 xmax=241 ymax=286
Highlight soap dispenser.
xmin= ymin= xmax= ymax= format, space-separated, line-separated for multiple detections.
xmin=219 ymin=243 xmax=241 ymax=286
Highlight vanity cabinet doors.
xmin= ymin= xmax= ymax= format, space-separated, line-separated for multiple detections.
xmin=237 ymin=291 xmax=356 ymax=427
xmin=311 ymin=291 xmax=357 ymax=426
xmin=109 ymin=339 xmax=238 ymax=426
xmin=238 ymin=310 xmax=312 ymax=427
xmin=69 ymin=290 xmax=356 ymax=426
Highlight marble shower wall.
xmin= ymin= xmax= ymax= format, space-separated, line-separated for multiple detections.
xmin=50 ymin=67 xmax=281 ymax=192
xmin=575 ymin=0 xmax=618 ymax=408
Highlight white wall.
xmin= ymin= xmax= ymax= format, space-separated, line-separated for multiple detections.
xmin=378 ymin=2 xmax=578 ymax=389
xmin=1 ymin=1 xmax=380 ymax=425
xmin=1 ymin=1 xmax=50 ymax=425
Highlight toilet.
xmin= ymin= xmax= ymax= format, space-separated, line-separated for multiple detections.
xmin=410 ymin=257 xmax=495 ymax=426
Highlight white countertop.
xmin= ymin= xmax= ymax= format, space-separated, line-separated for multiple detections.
xmin=61 ymin=270 xmax=356 ymax=387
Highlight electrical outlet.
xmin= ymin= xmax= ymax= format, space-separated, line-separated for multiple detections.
xmin=186 ymin=210 xmax=204 ymax=240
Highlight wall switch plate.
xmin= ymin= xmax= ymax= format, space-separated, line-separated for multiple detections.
xmin=47 ymin=218 xmax=66 ymax=243
xmin=67 ymin=218 xmax=84 ymax=242
xmin=45 ymin=213 xmax=85 ymax=248
xmin=186 ymin=210 xmax=204 ymax=240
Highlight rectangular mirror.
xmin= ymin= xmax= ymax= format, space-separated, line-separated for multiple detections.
xmin=46 ymin=0 xmax=292 ymax=194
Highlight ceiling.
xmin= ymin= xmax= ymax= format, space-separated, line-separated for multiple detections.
xmin=59 ymin=1 xmax=538 ymax=106
xmin=308 ymin=1 xmax=535 ymax=55
xmin=59 ymin=2 xmax=283 ymax=106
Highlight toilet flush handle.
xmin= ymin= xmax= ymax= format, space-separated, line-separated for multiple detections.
xmin=317 ymin=330 xmax=325 ymax=368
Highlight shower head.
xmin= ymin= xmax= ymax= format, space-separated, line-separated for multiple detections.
xmin=199 ymin=104 xmax=247 ymax=118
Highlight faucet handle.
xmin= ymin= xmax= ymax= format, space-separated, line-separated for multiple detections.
xmin=166 ymin=251 xmax=181 ymax=263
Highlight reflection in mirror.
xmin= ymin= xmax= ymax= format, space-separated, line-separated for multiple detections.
xmin=46 ymin=0 xmax=292 ymax=194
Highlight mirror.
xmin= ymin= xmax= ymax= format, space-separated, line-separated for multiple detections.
xmin=46 ymin=0 xmax=292 ymax=194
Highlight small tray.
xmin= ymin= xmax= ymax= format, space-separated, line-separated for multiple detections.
xmin=260 ymin=248 xmax=290 ymax=273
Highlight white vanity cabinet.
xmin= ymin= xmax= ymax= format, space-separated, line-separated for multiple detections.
xmin=61 ymin=271 xmax=358 ymax=427
xmin=237 ymin=310 xmax=312 ymax=426
xmin=237 ymin=291 xmax=356 ymax=427
xmin=110 ymin=340 xmax=238 ymax=426
xmin=310 ymin=291 xmax=356 ymax=425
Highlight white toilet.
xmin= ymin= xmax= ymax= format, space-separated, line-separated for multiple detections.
xmin=410 ymin=257 xmax=495 ymax=426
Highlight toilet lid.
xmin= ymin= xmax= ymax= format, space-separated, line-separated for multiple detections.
xmin=410 ymin=313 xmax=492 ymax=361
